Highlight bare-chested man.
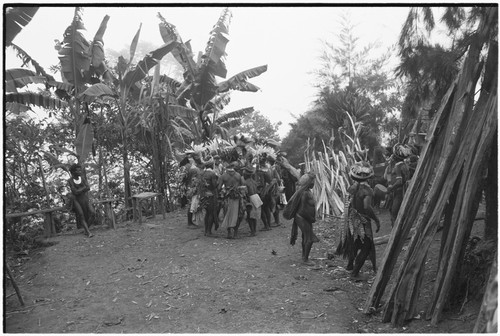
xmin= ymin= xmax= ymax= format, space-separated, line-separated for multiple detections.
xmin=218 ymin=162 xmax=245 ymax=239
xmin=284 ymin=172 xmax=320 ymax=265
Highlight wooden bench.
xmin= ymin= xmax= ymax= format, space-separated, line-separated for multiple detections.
xmin=131 ymin=192 xmax=166 ymax=225
xmin=5 ymin=207 xmax=67 ymax=238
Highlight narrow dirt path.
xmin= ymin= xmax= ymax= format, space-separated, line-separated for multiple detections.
xmin=4 ymin=207 xmax=477 ymax=333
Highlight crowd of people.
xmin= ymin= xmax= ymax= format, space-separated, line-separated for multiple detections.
xmin=179 ymin=136 xmax=295 ymax=240
xmin=178 ymin=137 xmax=420 ymax=279
xmin=65 ymin=137 xmax=419 ymax=281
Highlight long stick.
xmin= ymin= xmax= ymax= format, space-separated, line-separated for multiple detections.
xmin=5 ymin=263 xmax=24 ymax=306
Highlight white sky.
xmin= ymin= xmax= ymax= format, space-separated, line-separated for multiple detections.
xmin=6 ymin=5 xmax=412 ymax=138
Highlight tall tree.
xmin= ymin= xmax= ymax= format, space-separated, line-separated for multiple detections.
xmin=283 ymin=11 xmax=400 ymax=162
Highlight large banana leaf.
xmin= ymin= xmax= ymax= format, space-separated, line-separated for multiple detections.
xmin=5 ymin=102 xmax=30 ymax=114
xmin=121 ymin=41 xmax=179 ymax=93
xmin=47 ymin=80 xmax=74 ymax=94
xmin=128 ymin=24 xmax=142 ymax=67
xmin=90 ymin=15 xmax=111 ymax=81
xmin=168 ymin=105 xmax=197 ymax=119
xmin=10 ymin=44 xmax=53 ymax=79
xmin=6 ymin=92 xmax=69 ymax=110
xmin=5 ymin=68 xmax=44 ymax=92
xmin=157 ymin=13 xmax=196 ymax=76
xmin=159 ymin=74 xmax=182 ymax=93
xmin=57 ymin=7 xmax=91 ymax=93
xmin=205 ymin=7 xmax=231 ymax=77
xmin=5 ymin=6 xmax=39 ymax=46
xmin=192 ymin=62 xmax=218 ymax=107
xmin=78 ymin=83 xmax=117 ymax=103
xmin=218 ymin=119 xmax=242 ymax=131
xmin=191 ymin=8 xmax=232 ymax=108
xmin=217 ymin=65 xmax=267 ymax=93
xmin=215 ymin=107 xmax=254 ymax=124
xmin=75 ymin=120 xmax=94 ymax=163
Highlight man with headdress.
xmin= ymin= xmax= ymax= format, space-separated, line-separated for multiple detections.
xmin=181 ymin=151 xmax=204 ymax=228
xmin=67 ymin=163 xmax=94 ymax=237
xmin=284 ymin=172 xmax=320 ymax=265
xmin=218 ymin=162 xmax=245 ymax=239
xmin=387 ymin=143 xmax=411 ymax=227
xmin=255 ymin=154 xmax=273 ymax=231
xmin=336 ymin=161 xmax=380 ymax=280
xmin=266 ymin=155 xmax=282 ymax=227
xmin=242 ymin=165 xmax=262 ymax=237
xmin=199 ymin=158 xmax=219 ymax=236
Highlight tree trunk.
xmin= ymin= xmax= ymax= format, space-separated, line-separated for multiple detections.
xmin=484 ymin=130 xmax=497 ymax=240
xmin=365 ymin=8 xmax=498 ymax=327
xmin=473 ymin=252 xmax=498 ymax=333
xmin=122 ymin=130 xmax=132 ymax=214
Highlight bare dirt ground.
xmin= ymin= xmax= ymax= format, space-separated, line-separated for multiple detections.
xmin=4 ymin=206 xmax=480 ymax=333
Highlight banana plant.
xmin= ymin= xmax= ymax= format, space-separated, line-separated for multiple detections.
xmin=78 ymin=22 xmax=179 ymax=209
xmin=54 ymin=7 xmax=115 ymax=164
xmin=5 ymin=7 xmax=72 ymax=114
xmin=157 ymin=8 xmax=268 ymax=142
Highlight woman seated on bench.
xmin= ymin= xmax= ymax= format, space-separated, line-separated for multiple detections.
xmin=67 ymin=164 xmax=94 ymax=237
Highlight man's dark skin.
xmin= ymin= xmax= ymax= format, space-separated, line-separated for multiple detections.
xmin=68 ymin=164 xmax=94 ymax=237
xmin=200 ymin=161 xmax=219 ymax=237
xmin=290 ymin=175 xmax=320 ymax=265
xmin=346 ymin=179 xmax=381 ymax=279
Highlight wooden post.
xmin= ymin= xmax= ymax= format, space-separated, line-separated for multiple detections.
xmin=5 ymin=263 xmax=24 ymax=306
xmin=160 ymin=194 xmax=166 ymax=219
xmin=151 ymin=197 xmax=156 ymax=220
xmin=43 ymin=212 xmax=56 ymax=238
